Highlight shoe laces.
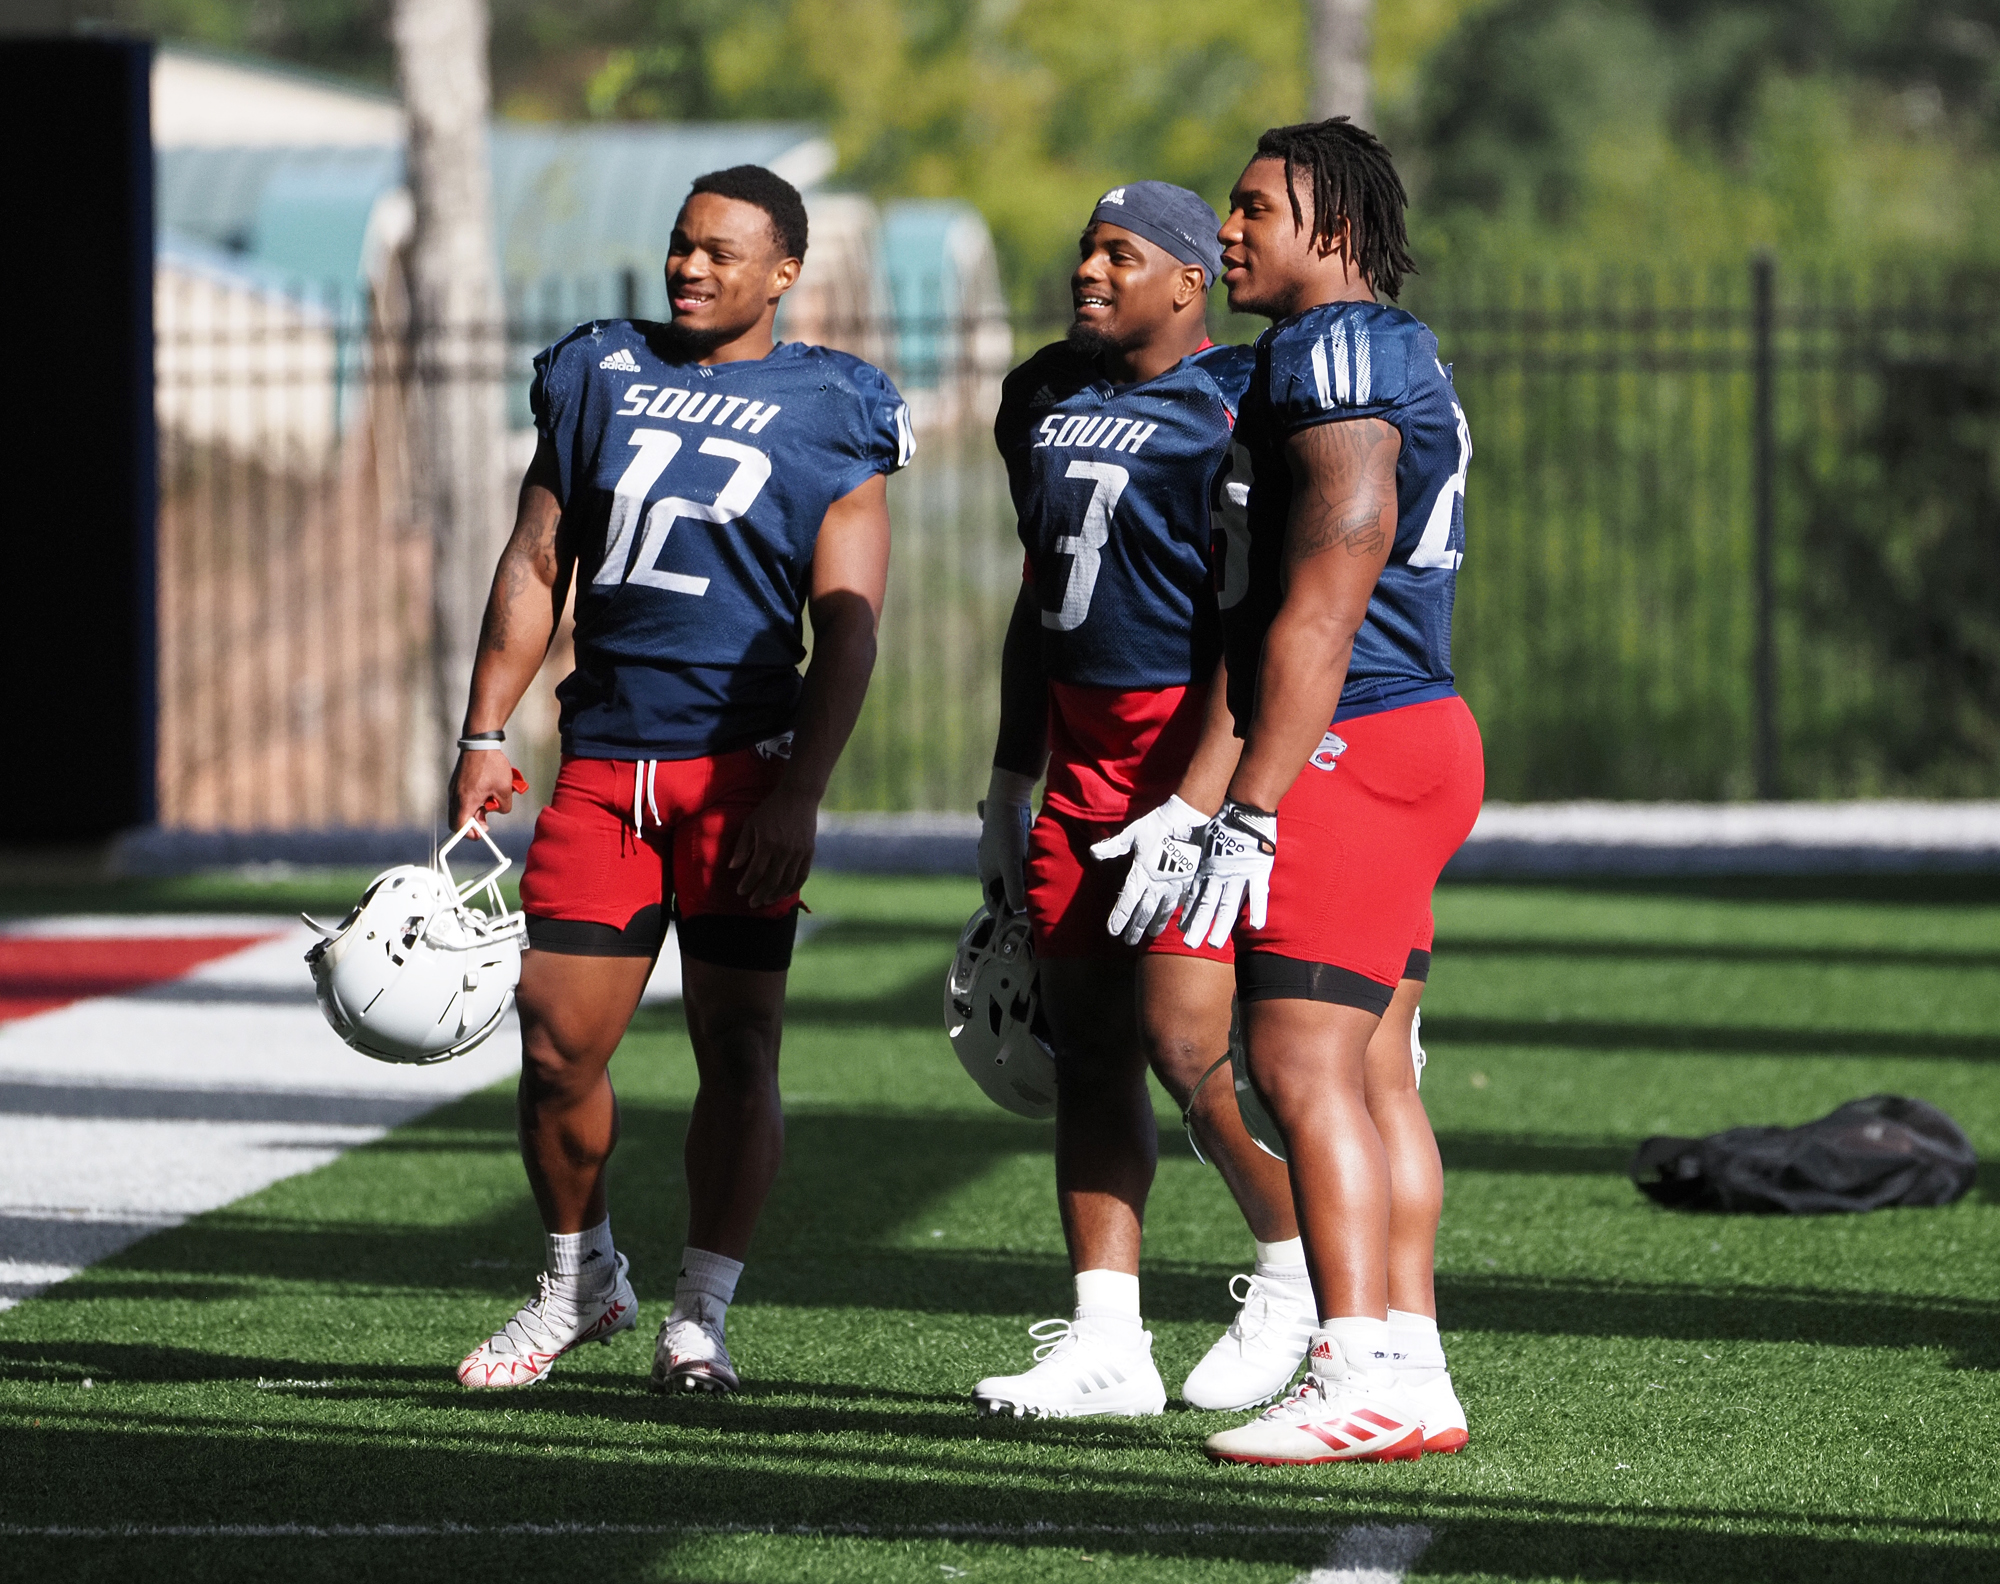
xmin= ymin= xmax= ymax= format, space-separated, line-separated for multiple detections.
xmin=488 ymin=1272 xmax=569 ymax=1360
xmin=1027 ymin=1318 xmax=1082 ymax=1364
xmin=1224 ymin=1273 xmax=1311 ymax=1347
xmin=666 ymin=1294 xmax=727 ymax=1357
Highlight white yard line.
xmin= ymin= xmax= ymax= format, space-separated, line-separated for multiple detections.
xmin=0 ymin=923 xmax=522 ymax=1309
xmin=0 ymin=908 xmax=799 ymax=1308
xmin=1298 ymin=1523 xmax=1436 ymax=1584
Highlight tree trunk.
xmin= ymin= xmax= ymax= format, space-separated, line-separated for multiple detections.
xmin=391 ymin=0 xmax=504 ymax=823
xmin=1310 ymin=0 xmax=1373 ymax=126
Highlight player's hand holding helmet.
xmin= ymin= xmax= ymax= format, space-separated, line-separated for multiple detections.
xmin=449 ymin=732 xmax=524 ymax=831
xmin=943 ymin=899 xmax=1057 ymax=1119
xmin=976 ymin=767 xmax=1037 ymax=914
xmin=1088 ymin=794 xmax=1209 ymax=945
xmin=1181 ymin=799 xmax=1278 ymax=949
xmin=303 ymin=818 xmax=528 ymax=1065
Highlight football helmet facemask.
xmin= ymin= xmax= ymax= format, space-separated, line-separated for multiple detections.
xmin=943 ymin=902 xmax=1057 ymax=1119
xmin=303 ymin=818 xmax=527 ymax=1065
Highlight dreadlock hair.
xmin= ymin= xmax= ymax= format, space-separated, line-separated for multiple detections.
xmin=1253 ymin=118 xmax=1416 ymax=300
xmin=687 ymin=165 xmax=810 ymax=260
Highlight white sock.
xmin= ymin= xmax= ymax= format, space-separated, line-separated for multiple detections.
xmin=1388 ymin=1308 xmax=1447 ymax=1381
xmin=1073 ymin=1268 xmax=1143 ymax=1340
xmin=1317 ymin=1316 xmax=1395 ymax=1377
xmin=546 ymin=1220 xmax=615 ymax=1291
xmin=673 ymin=1245 xmax=744 ymax=1319
xmin=1253 ymin=1237 xmax=1308 ymax=1278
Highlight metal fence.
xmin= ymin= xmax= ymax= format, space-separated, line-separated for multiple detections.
xmin=153 ymin=263 xmax=2000 ymax=831
xmin=1417 ymin=263 xmax=2000 ymax=801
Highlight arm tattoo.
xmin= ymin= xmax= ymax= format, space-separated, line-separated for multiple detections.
xmin=478 ymin=498 xmax=563 ymax=657
xmin=1286 ymin=420 xmax=1397 ymax=566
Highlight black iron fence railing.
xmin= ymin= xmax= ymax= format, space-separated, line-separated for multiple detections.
xmin=151 ymin=264 xmax=2000 ymax=828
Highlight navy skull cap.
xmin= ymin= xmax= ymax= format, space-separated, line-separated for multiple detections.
xmin=1088 ymin=181 xmax=1224 ymax=284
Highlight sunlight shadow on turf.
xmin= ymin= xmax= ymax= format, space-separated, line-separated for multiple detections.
xmin=1434 ymin=1132 xmax=1632 ymax=1175
xmin=1437 ymin=1270 xmax=2000 ymax=1369
xmin=1436 ymin=936 xmax=2000 ymax=971
xmin=1423 ymin=1014 xmax=2000 ymax=1061
xmin=5 ymin=1417 xmax=1998 ymax=1582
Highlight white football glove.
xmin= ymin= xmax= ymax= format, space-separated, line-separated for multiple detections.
xmin=1089 ymin=795 xmax=1210 ymax=945
xmin=976 ymin=767 xmax=1037 ymax=913
xmin=1181 ymin=800 xmax=1279 ymax=949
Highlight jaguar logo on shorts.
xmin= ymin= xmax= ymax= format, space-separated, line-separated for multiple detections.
xmin=754 ymin=732 xmax=795 ymax=760
xmin=1309 ymin=730 xmax=1348 ymax=772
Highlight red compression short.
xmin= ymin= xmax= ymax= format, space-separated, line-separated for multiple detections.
xmin=1026 ymin=808 xmax=1234 ymax=964
xmin=518 ymin=749 xmax=799 ymax=970
xmin=1236 ymin=695 xmax=1482 ymax=1013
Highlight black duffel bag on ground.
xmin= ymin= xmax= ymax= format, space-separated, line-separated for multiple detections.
xmin=1630 ymin=1094 xmax=1977 ymax=1213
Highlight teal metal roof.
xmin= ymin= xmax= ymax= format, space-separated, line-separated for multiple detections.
xmin=155 ymin=123 xmax=827 ymax=298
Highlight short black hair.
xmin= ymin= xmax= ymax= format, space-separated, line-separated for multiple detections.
xmin=686 ymin=165 xmax=809 ymax=260
xmin=1253 ymin=118 xmax=1415 ymax=299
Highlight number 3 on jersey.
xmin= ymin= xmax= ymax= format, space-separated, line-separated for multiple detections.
xmin=1042 ymin=460 xmax=1129 ymax=631
xmin=594 ymin=427 xmax=774 ymax=594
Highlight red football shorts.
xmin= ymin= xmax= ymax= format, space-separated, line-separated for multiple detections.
xmin=519 ymin=750 xmax=799 ymax=969
xmin=1236 ymin=695 xmax=1482 ymax=1012
xmin=1026 ymin=808 xmax=1234 ymax=964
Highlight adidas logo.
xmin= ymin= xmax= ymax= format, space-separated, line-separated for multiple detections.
xmin=1029 ymin=385 xmax=1057 ymax=408
xmin=600 ymin=348 xmax=642 ymax=373
xmin=1101 ymin=187 xmax=1126 ymax=206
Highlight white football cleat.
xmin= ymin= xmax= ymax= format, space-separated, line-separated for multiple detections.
xmin=456 ymin=1254 xmax=637 ymax=1389
xmin=1181 ymin=1272 xmax=1317 ymax=1410
xmin=1204 ymin=1333 xmax=1425 ymax=1465
xmin=972 ymin=1318 xmax=1167 ymax=1419
xmin=1392 ymin=1332 xmax=1469 ymax=1453
xmin=651 ymin=1293 xmax=741 ymax=1395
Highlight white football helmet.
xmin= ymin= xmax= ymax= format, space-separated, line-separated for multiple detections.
xmin=943 ymin=902 xmax=1057 ymax=1119
xmin=304 ymin=819 xmax=527 ymax=1065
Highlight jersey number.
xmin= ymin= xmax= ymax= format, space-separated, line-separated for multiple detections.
xmin=593 ymin=428 xmax=774 ymax=595
xmin=1041 ymin=461 xmax=1129 ymax=631
xmin=1408 ymin=391 xmax=1469 ymax=571
xmin=1214 ymin=443 xmax=1254 ymax=611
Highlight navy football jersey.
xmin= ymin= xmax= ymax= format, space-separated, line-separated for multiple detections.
xmin=1224 ymin=301 xmax=1468 ymax=724
xmin=995 ymin=340 xmax=1256 ymax=690
xmin=532 ymin=321 xmax=912 ymax=758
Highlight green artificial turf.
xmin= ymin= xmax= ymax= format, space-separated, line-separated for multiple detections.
xmin=2 ymin=872 xmax=1996 ymax=1581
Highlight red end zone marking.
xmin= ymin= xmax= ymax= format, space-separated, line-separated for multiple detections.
xmin=0 ymin=936 xmax=275 ymax=1024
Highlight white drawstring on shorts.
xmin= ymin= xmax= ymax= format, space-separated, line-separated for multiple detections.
xmin=631 ymin=760 xmax=660 ymax=833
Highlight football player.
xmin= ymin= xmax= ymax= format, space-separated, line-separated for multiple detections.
xmin=969 ymin=182 xmax=1316 ymax=1419
xmin=1165 ymin=120 xmax=1481 ymax=1465
xmin=447 ymin=165 xmax=911 ymax=1394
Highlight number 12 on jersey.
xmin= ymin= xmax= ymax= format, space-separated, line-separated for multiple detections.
xmin=594 ymin=427 xmax=774 ymax=595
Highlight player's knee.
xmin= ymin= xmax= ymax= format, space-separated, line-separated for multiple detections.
xmin=517 ymin=1021 xmax=605 ymax=1103
xmin=1056 ymin=1052 xmax=1149 ymax=1120
xmin=1137 ymin=1018 xmax=1215 ymax=1103
xmin=688 ymin=1013 xmax=782 ymax=1094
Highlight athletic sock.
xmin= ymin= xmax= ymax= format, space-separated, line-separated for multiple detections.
xmin=546 ymin=1220 xmax=616 ymax=1298
xmin=1388 ymin=1308 xmax=1447 ymax=1383
xmin=1073 ymin=1268 xmax=1144 ymax=1343
xmin=1253 ymin=1237 xmax=1310 ymax=1284
xmin=1316 ymin=1316 xmax=1396 ymax=1379
xmin=673 ymin=1245 xmax=744 ymax=1321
